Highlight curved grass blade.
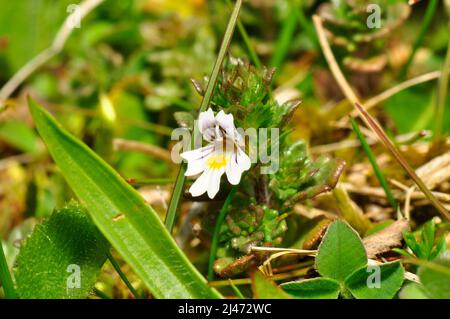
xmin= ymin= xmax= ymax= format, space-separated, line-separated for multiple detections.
xmin=28 ymin=98 xmax=221 ymax=299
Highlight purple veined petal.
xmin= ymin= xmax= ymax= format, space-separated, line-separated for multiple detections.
xmin=198 ymin=108 xmax=215 ymax=134
xmin=185 ymin=154 xmax=208 ymax=176
xmin=180 ymin=144 xmax=214 ymax=161
xmin=215 ymin=110 xmax=236 ymax=139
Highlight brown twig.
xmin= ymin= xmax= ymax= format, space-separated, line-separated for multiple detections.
xmin=354 ymin=103 xmax=450 ymax=221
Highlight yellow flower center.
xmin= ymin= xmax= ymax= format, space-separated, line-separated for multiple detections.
xmin=207 ymin=154 xmax=228 ymax=170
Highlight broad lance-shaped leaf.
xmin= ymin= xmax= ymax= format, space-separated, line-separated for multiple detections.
xmin=14 ymin=202 xmax=108 ymax=299
xmin=315 ymin=220 xmax=367 ymax=282
xmin=28 ymin=99 xmax=221 ymax=299
xmin=281 ymin=278 xmax=340 ymax=299
xmin=345 ymin=261 xmax=404 ymax=299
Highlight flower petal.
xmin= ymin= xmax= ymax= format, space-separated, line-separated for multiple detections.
xmin=207 ymin=167 xmax=225 ymax=199
xmin=225 ymin=153 xmax=242 ymax=185
xmin=236 ymin=146 xmax=251 ymax=171
xmin=180 ymin=144 xmax=213 ymax=161
xmin=199 ymin=108 xmax=215 ymax=134
xmin=215 ymin=110 xmax=236 ymax=139
xmin=185 ymin=156 xmax=207 ymax=176
xmin=188 ymin=169 xmax=212 ymax=197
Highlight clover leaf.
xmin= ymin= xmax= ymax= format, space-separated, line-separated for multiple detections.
xmin=282 ymin=220 xmax=404 ymax=299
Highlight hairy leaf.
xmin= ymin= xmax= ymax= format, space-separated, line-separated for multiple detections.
xmin=14 ymin=202 xmax=108 ymax=298
xmin=269 ymin=141 xmax=345 ymax=206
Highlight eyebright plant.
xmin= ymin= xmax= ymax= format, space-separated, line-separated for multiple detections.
xmin=186 ymin=59 xmax=346 ymax=277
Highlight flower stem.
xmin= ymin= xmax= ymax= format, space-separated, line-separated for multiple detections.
xmin=208 ymin=186 xmax=238 ymax=281
xmin=106 ymin=250 xmax=141 ymax=299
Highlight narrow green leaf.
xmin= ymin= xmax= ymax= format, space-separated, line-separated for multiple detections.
xmin=14 ymin=202 xmax=108 ymax=299
xmin=252 ymin=271 xmax=291 ymax=299
xmin=345 ymin=261 xmax=404 ymax=299
xmin=0 ymin=240 xmax=16 ymax=299
xmin=28 ymin=99 xmax=221 ymax=299
xmin=350 ymin=117 xmax=397 ymax=209
xmin=281 ymin=278 xmax=340 ymax=299
xmin=315 ymin=220 xmax=367 ymax=282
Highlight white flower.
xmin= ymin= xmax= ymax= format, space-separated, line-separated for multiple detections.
xmin=180 ymin=108 xmax=251 ymax=199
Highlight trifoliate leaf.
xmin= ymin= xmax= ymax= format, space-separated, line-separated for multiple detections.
xmin=281 ymin=277 xmax=340 ymax=299
xmin=315 ymin=220 xmax=367 ymax=282
xmin=345 ymin=261 xmax=404 ymax=299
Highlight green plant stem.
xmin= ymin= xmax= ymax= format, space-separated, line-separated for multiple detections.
xmin=0 ymin=242 xmax=16 ymax=299
xmin=350 ymin=117 xmax=398 ymax=209
xmin=208 ymin=187 xmax=239 ymax=281
xmin=225 ymin=0 xmax=262 ymax=68
xmin=165 ymin=0 xmax=243 ymax=233
xmin=106 ymin=250 xmax=140 ymax=299
xmin=399 ymin=0 xmax=438 ymax=79
xmin=229 ymin=279 xmax=245 ymax=299
xmin=435 ymin=38 xmax=450 ymax=137
xmin=164 ymin=165 xmax=186 ymax=231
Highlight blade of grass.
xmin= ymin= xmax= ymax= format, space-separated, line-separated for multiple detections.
xmin=0 ymin=242 xmax=16 ymax=299
xmin=225 ymin=0 xmax=261 ymax=68
xmin=435 ymin=38 xmax=450 ymax=137
xmin=165 ymin=0 xmax=243 ymax=232
xmin=350 ymin=117 xmax=398 ymax=209
xmin=354 ymin=102 xmax=450 ymax=221
xmin=106 ymin=250 xmax=140 ymax=299
xmin=208 ymin=186 xmax=238 ymax=281
xmin=399 ymin=0 xmax=439 ymax=79
xmin=270 ymin=0 xmax=298 ymax=70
